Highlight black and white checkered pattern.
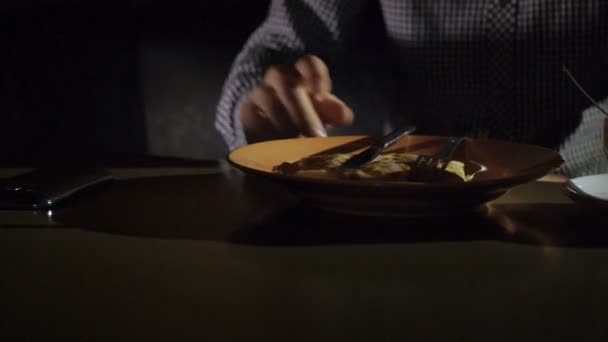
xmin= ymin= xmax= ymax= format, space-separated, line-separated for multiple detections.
xmin=482 ymin=0 xmax=518 ymax=140
xmin=215 ymin=0 xmax=608 ymax=176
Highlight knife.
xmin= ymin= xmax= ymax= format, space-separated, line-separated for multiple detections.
xmin=337 ymin=125 xmax=417 ymax=171
xmin=0 ymin=166 xmax=113 ymax=210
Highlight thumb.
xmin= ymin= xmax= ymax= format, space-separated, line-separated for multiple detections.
xmin=313 ymin=93 xmax=354 ymax=127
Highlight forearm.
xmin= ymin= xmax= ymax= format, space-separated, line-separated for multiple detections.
xmin=558 ymin=101 xmax=608 ymax=177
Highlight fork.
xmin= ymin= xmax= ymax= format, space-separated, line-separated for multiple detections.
xmin=410 ymin=137 xmax=464 ymax=182
xmin=562 ymin=66 xmax=608 ymax=119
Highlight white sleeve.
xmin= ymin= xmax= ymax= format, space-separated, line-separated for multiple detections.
xmin=559 ymin=100 xmax=608 ymax=176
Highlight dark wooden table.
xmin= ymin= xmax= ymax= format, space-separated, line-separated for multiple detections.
xmin=1 ymin=163 xmax=608 ymax=341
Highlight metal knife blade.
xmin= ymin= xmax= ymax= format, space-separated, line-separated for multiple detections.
xmin=337 ymin=125 xmax=417 ymax=171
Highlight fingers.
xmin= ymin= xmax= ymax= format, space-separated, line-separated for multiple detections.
xmin=240 ymin=100 xmax=278 ymax=143
xmin=249 ymin=84 xmax=299 ymax=135
xmin=294 ymin=55 xmax=332 ymax=97
xmin=313 ymin=93 xmax=354 ymax=126
xmin=294 ymin=55 xmax=352 ymax=126
xmin=240 ymin=84 xmax=298 ymax=142
xmin=240 ymin=55 xmax=355 ymax=142
xmin=264 ymin=64 xmax=327 ymax=137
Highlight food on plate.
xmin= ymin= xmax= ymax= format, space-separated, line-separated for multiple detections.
xmin=274 ymin=152 xmax=473 ymax=183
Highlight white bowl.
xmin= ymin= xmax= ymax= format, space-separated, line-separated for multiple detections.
xmin=565 ymin=174 xmax=608 ymax=207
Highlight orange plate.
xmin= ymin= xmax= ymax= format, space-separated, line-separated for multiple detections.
xmin=228 ymin=135 xmax=564 ymax=216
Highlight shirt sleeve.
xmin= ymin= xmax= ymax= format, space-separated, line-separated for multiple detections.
xmin=558 ymin=100 xmax=608 ymax=177
xmin=214 ymin=0 xmax=368 ymax=151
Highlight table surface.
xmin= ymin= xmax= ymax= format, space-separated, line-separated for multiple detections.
xmin=1 ymin=163 xmax=608 ymax=341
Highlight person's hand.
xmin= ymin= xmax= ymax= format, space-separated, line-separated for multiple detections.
xmin=240 ymin=55 xmax=354 ymax=143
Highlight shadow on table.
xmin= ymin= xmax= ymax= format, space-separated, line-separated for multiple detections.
xmin=52 ymin=171 xmax=285 ymax=241
xmin=229 ymin=203 xmax=608 ymax=248
xmin=47 ymin=171 xmax=608 ymax=248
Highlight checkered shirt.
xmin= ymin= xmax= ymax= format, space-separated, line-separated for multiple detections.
xmin=215 ymin=0 xmax=608 ymax=176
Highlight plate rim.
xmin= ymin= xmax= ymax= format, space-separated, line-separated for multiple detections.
xmin=228 ymin=135 xmax=564 ymax=191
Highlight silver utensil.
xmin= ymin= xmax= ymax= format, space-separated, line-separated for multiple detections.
xmin=410 ymin=137 xmax=464 ymax=182
xmin=562 ymin=66 xmax=608 ymax=119
xmin=562 ymin=66 xmax=608 ymax=163
xmin=337 ymin=125 xmax=417 ymax=171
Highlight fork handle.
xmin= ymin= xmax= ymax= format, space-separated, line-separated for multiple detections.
xmin=438 ymin=137 xmax=464 ymax=169
xmin=379 ymin=125 xmax=417 ymax=149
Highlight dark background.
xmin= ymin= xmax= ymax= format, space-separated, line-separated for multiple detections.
xmin=1 ymin=0 xmax=392 ymax=163
xmin=1 ymin=1 xmax=271 ymax=162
